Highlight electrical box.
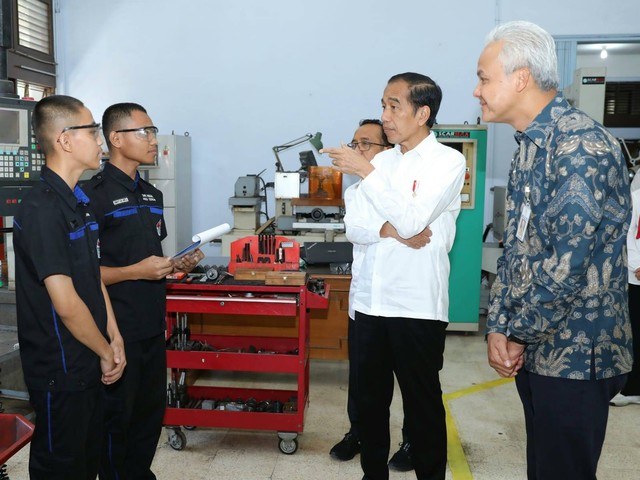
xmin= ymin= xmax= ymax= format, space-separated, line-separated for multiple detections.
xmin=275 ymin=172 xmax=300 ymax=199
xmin=433 ymin=125 xmax=487 ymax=331
xmin=148 ymin=134 xmax=192 ymax=257
xmin=433 ymin=128 xmax=482 ymax=210
xmin=564 ymin=67 xmax=606 ymax=124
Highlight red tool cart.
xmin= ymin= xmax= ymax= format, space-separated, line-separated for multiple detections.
xmin=163 ymin=281 xmax=329 ymax=454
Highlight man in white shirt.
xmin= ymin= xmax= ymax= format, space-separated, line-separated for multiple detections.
xmin=322 ymin=72 xmax=465 ymax=480
xmin=611 ymin=170 xmax=640 ymax=406
xmin=330 ymin=119 xmax=417 ymax=472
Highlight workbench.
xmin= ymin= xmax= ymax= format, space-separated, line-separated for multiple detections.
xmin=163 ymin=281 xmax=329 ymax=454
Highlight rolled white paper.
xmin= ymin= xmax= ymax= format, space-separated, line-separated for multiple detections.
xmin=192 ymin=223 xmax=232 ymax=244
xmin=172 ymin=223 xmax=232 ymax=259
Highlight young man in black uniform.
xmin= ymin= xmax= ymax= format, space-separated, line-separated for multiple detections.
xmin=13 ymin=95 xmax=126 ymax=479
xmin=84 ymin=103 xmax=202 ymax=479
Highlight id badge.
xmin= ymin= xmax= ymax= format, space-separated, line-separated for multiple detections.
xmin=516 ymin=203 xmax=531 ymax=242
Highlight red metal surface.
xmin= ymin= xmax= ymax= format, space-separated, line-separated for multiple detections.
xmin=166 ymin=350 xmax=300 ymax=373
xmin=165 ymin=407 xmax=303 ymax=431
xmin=164 ymin=385 xmax=305 ymax=431
xmin=164 ymin=282 xmax=328 ymax=437
xmin=0 ymin=413 xmax=34 ymax=464
xmin=166 ymin=292 xmax=299 ymax=316
xmin=228 ymin=235 xmax=300 ymax=274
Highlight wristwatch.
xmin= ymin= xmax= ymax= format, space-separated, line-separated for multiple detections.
xmin=507 ymin=334 xmax=527 ymax=345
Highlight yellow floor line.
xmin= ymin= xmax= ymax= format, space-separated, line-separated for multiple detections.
xmin=443 ymin=377 xmax=514 ymax=480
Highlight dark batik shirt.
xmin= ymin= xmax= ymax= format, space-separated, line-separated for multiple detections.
xmin=486 ymin=94 xmax=632 ymax=380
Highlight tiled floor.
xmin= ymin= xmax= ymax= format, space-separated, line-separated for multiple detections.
xmin=4 ymin=329 xmax=640 ymax=479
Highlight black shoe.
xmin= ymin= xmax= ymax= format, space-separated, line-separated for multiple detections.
xmin=388 ymin=441 xmax=413 ymax=471
xmin=330 ymin=432 xmax=360 ymax=461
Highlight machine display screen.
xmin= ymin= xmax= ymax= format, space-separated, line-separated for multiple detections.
xmin=0 ymin=109 xmax=21 ymax=145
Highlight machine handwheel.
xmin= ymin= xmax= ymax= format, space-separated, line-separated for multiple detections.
xmin=278 ymin=437 xmax=298 ymax=454
xmin=168 ymin=428 xmax=187 ymax=451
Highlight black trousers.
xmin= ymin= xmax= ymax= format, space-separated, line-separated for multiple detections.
xmin=28 ymin=384 xmax=103 ymax=480
xmin=355 ymin=312 xmax=447 ymax=480
xmin=99 ymin=334 xmax=167 ymax=480
xmin=622 ymin=283 xmax=640 ymax=395
xmin=347 ymin=317 xmax=409 ymax=441
xmin=516 ymin=368 xmax=626 ymax=480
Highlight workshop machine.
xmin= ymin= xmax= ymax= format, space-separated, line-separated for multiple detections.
xmin=0 ymin=96 xmax=42 ymax=217
xmin=433 ymin=124 xmax=487 ymax=331
xmin=0 ymin=97 xmax=38 ymax=407
xmin=222 ymin=125 xmax=486 ymax=331
xmin=222 ymin=133 xmax=348 ymax=254
xmin=564 ymin=67 xmax=606 ymax=123
xmin=0 ymin=96 xmax=41 ymax=292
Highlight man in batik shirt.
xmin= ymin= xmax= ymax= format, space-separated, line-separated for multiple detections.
xmin=475 ymin=20 xmax=632 ymax=480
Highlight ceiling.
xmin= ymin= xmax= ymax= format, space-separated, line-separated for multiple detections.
xmin=577 ymin=42 xmax=640 ymax=55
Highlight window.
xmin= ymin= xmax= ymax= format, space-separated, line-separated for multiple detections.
xmin=17 ymin=0 xmax=51 ymax=55
xmin=604 ymin=82 xmax=640 ymax=128
xmin=7 ymin=0 xmax=56 ymax=93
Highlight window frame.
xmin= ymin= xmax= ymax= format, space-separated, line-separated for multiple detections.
xmin=604 ymin=81 xmax=640 ymax=129
xmin=7 ymin=0 xmax=56 ymax=90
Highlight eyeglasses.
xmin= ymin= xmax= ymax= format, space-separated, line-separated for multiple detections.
xmin=347 ymin=140 xmax=387 ymax=151
xmin=114 ymin=126 xmax=159 ymax=141
xmin=59 ymin=123 xmax=102 ymax=140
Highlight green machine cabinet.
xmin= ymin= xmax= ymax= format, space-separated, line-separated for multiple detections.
xmin=433 ymin=125 xmax=487 ymax=331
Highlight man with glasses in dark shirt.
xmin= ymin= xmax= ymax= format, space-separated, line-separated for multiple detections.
xmin=84 ymin=103 xmax=203 ymax=479
xmin=14 ymin=95 xmax=126 ymax=479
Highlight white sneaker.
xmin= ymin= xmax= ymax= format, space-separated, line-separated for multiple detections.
xmin=610 ymin=393 xmax=640 ymax=406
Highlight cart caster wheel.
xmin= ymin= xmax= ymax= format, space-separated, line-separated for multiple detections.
xmin=183 ymin=425 xmax=197 ymax=431
xmin=278 ymin=437 xmax=298 ymax=454
xmin=168 ymin=429 xmax=187 ymax=451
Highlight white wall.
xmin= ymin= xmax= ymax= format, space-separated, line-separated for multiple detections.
xmin=54 ymin=0 xmax=640 ymax=253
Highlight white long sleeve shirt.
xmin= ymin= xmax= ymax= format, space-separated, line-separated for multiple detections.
xmin=345 ymin=133 xmax=466 ymax=321
xmin=628 ymin=172 xmax=640 ymax=285
xmin=343 ymin=180 xmax=367 ymax=319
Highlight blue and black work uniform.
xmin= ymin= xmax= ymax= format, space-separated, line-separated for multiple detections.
xmin=83 ymin=161 xmax=168 ymax=480
xmin=13 ymin=165 xmax=107 ymax=479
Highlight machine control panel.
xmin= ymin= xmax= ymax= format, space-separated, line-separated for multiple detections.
xmin=434 ymin=129 xmax=478 ymax=210
xmin=0 ymin=138 xmax=44 ymax=181
xmin=0 ymin=97 xmax=42 ymax=215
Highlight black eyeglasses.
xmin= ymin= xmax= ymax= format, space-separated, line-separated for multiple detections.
xmin=347 ymin=140 xmax=387 ymax=151
xmin=60 ymin=122 xmax=101 ymax=137
xmin=114 ymin=126 xmax=159 ymax=141
xmin=57 ymin=123 xmax=102 ymax=143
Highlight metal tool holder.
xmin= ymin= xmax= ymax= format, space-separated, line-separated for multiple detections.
xmin=228 ymin=235 xmax=300 ymax=274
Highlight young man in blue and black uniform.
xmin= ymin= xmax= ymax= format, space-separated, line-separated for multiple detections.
xmin=14 ymin=95 xmax=126 ymax=479
xmin=84 ymin=103 xmax=202 ymax=480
